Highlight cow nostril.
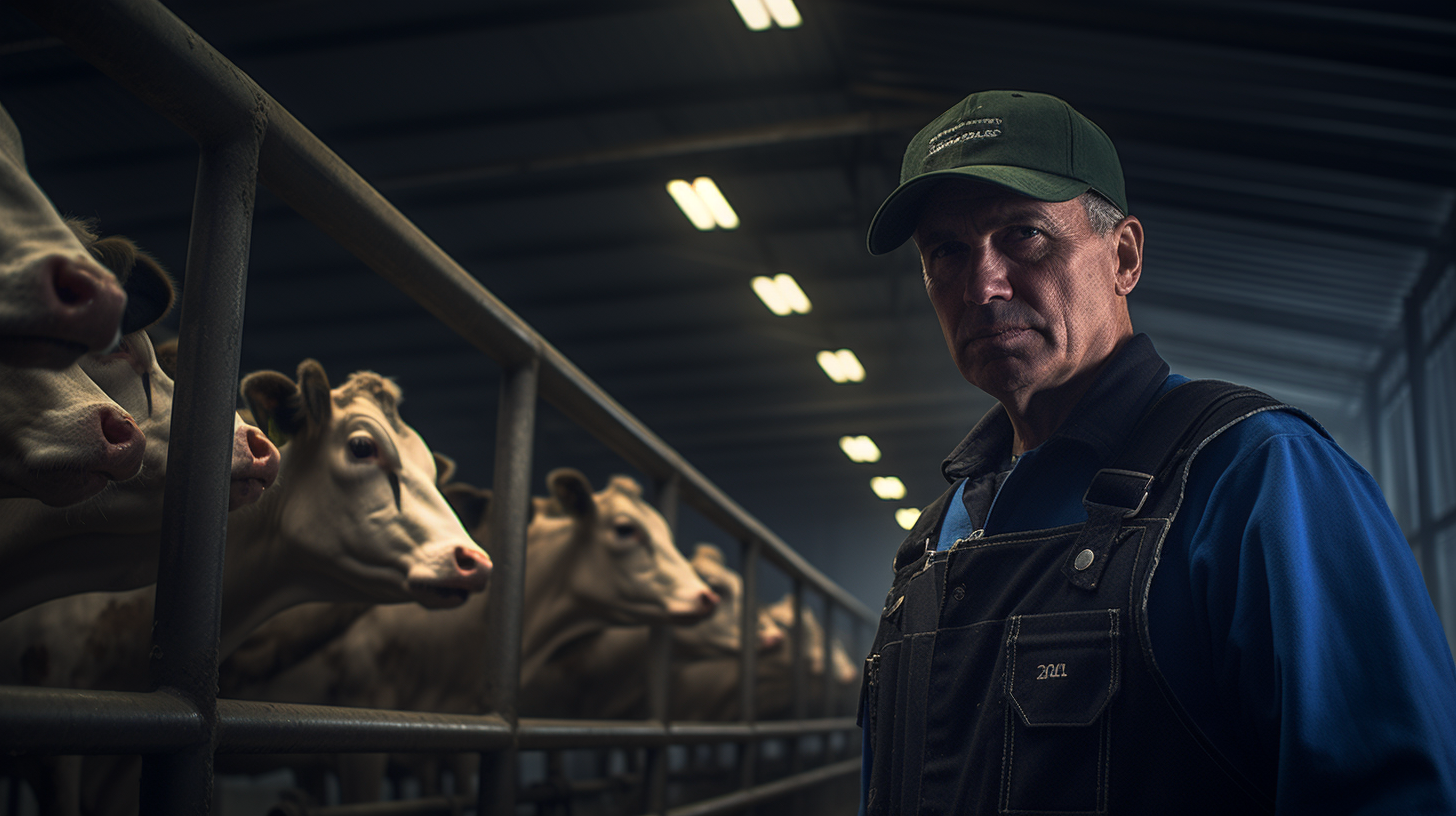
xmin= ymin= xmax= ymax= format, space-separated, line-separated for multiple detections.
xmin=454 ymin=545 xmax=490 ymax=573
xmin=245 ymin=426 xmax=275 ymax=460
xmin=51 ymin=258 xmax=99 ymax=307
xmin=100 ymin=409 xmax=138 ymax=446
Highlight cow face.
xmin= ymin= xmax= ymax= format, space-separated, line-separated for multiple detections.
xmin=542 ymin=468 xmax=719 ymax=625
xmin=0 ymin=360 xmax=144 ymax=506
xmin=0 ymin=109 xmax=127 ymax=369
xmin=241 ymin=360 xmax=491 ymax=609
xmin=148 ymin=337 xmax=280 ymax=511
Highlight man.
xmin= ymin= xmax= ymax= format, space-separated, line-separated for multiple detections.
xmin=857 ymin=90 xmax=1456 ymax=815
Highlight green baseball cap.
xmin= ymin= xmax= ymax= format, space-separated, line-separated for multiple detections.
xmin=866 ymin=90 xmax=1127 ymax=255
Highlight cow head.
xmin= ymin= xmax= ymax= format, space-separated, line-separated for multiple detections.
xmin=64 ymin=223 xmax=276 ymax=516
xmin=241 ymin=360 xmax=492 ymax=609
xmin=671 ymin=543 xmax=782 ymax=657
xmin=0 ymin=224 xmax=178 ymax=507
xmin=0 ymin=360 xmax=144 ymax=506
xmin=0 ymin=109 xmax=127 ymax=368
xmin=151 ymin=337 xmax=279 ymax=511
xmin=539 ymin=468 xmax=718 ymax=625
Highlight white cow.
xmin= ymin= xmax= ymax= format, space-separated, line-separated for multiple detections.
xmin=0 ymin=222 xmax=172 ymax=508
xmin=0 ymin=103 xmax=126 ymax=368
xmin=0 ymin=228 xmax=280 ymax=621
xmin=217 ymin=469 xmax=718 ymax=803
xmin=0 ymin=360 xmax=492 ymax=815
xmin=528 ymin=542 xmax=787 ymax=722
xmin=0 ymin=360 xmax=144 ymax=507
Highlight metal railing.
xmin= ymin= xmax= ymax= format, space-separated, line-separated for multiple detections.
xmin=0 ymin=1 xmax=875 ymax=813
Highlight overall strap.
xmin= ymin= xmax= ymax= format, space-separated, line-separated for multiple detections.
xmin=1063 ymin=380 xmax=1287 ymax=590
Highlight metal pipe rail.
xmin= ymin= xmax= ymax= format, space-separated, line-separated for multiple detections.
xmin=261 ymin=759 xmax=863 ymax=816
xmin=3 ymin=0 xmax=875 ymax=812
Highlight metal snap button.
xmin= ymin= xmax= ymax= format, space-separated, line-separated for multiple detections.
xmin=1074 ymin=548 xmax=1095 ymax=571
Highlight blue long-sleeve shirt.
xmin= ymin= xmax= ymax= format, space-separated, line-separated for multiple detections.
xmin=862 ymin=336 xmax=1456 ymax=814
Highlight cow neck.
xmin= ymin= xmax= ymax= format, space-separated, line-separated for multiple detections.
xmin=518 ymin=513 xmax=610 ymax=687
xmin=216 ymin=433 xmax=319 ymax=658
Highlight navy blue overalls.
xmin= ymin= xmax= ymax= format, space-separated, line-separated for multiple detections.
xmin=860 ymin=381 xmax=1295 ymax=815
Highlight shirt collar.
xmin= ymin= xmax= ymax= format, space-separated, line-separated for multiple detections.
xmin=941 ymin=333 xmax=1171 ymax=483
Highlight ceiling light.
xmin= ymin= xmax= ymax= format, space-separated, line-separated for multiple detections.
xmin=731 ymin=0 xmax=800 ymax=30
xmin=763 ymin=0 xmax=802 ymax=27
xmin=730 ymin=0 xmax=772 ymax=30
xmin=752 ymin=273 xmax=811 ymax=316
xmin=816 ymin=348 xmax=865 ymax=383
xmin=692 ymin=177 xmax=739 ymax=229
xmin=895 ymin=507 xmax=921 ymax=530
xmin=667 ymin=179 xmax=716 ymax=230
xmin=871 ymin=476 xmax=906 ymax=500
xmin=839 ymin=435 xmax=881 ymax=463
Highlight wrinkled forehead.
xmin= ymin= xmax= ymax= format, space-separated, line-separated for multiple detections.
xmin=599 ymin=487 xmax=669 ymax=532
xmin=336 ymin=393 xmax=430 ymax=462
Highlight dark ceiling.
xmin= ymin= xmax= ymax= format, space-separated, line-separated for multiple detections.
xmin=1 ymin=0 xmax=1452 ymax=611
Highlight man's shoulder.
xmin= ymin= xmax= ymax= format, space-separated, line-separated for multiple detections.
xmin=1186 ymin=400 xmax=1375 ymax=504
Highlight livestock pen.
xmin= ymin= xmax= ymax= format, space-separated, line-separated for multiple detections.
xmin=0 ymin=1 xmax=874 ymax=813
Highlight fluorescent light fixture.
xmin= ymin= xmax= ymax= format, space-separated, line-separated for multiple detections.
xmin=732 ymin=0 xmax=800 ymax=29
xmin=773 ymin=273 xmax=810 ymax=313
xmin=763 ymin=0 xmax=802 ymax=27
xmin=667 ymin=179 xmax=715 ymax=230
xmin=668 ymin=177 xmax=739 ymax=230
xmin=752 ymin=273 xmax=811 ymax=316
xmin=692 ymin=177 xmax=739 ymax=229
xmin=816 ymin=348 xmax=865 ymax=383
xmin=895 ymin=507 xmax=922 ymax=530
xmin=731 ymin=0 xmax=772 ymax=30
xmin=871 ymin=476 xmax=906 ymax=501
xmin=839 ymin=435 xmax=881 ymax=463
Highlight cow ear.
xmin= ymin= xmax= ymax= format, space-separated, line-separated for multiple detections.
xmin=442 ymin=482 xmax=491 ymax=531
xmin=116 ymin=249 xmax=174 ymax=334
xmin=241 ymin=369 xmax=302 ymax=446
xmin=693 ymin=543 xmax=725 ymax=566
xmin=152 ymin=336 xmax=179 ymax=381
xmin=79 ymin=232 xmax=174 ymax=335
xmin=434 ymin=452 xmax=457 ymax=487
xmin=295 ymin=359 xmax=333 ymax=430
xmin=546 ymin=468 xmax=596 ymax=523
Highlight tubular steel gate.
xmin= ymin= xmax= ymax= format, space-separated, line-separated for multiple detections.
xmin=0 ymin=1 xmax=875 ymax=813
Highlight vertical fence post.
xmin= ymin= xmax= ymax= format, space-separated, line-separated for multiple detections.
xmin=738 ymin=537 xmax=761 ymax=793
xmin=821 ymin=595 xmax=837 ymax=723
xmin=139 ymin=130 xmax=262 ymax=814
xmin=644 ymin=473 xmax=682 ymax=814
xmin=479 ymin=358 xmax=540 ymax=816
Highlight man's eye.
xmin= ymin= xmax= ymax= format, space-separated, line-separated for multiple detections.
xmin=1014 ymin=226 xmax=1043 ymax=239
xmin=929 ymin=241 xmax=967 ymax=260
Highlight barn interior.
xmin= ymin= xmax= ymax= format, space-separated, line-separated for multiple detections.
xmin=0 ymin=0 xmax=1452 ymax=813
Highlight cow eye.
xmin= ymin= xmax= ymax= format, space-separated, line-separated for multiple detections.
xmin=613 ymin=522 xmax=639 ymax=540
xmin=347 ymin=435 xmax=378 ymax=460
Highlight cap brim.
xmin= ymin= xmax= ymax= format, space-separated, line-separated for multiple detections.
xmin=865 ymin=166 xmax=1091 ymax=255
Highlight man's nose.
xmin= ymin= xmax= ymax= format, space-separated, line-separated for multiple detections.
xmin=962 ymin=249 xmax=1014 ymax=305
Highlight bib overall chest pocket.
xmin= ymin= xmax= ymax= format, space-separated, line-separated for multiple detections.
xmin=1001 ymin=609 xmax=1120 ymax=814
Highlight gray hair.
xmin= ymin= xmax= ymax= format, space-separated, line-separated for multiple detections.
xmin=1079 ymin=190 xmax=1125 ymax=237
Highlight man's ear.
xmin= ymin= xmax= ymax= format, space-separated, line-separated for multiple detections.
xmin=1113 ymin=215 xmax=1143 ymax=297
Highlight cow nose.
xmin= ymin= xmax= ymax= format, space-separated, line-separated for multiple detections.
xmin=239 ymin=425 xmax=281 ymax=486
xmin=49 ymin=256 xmax=127 ymax=353
xmin=698 ymin=588 xmax=720 ymax=614
xmin=759 ymin=628 xmax=785 ymax=651
xmin=97 ymin=407 xmax=146 ymax=480
xmin=454 ymin=545 xmax=493 ymax=577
